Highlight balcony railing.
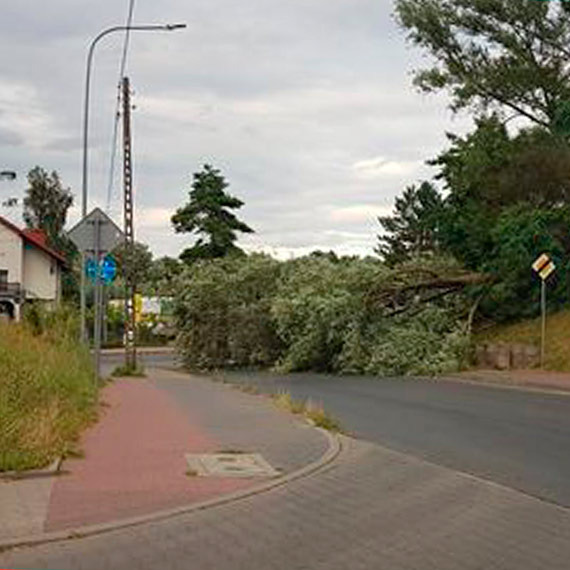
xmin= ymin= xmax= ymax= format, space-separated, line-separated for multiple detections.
xmin=0 ymin=282 xmax=24 ymax=299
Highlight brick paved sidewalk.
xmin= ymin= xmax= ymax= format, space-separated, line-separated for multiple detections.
xmin=447 ymin=368 xmax=570 ymax=393
xmin=1 ymin=368 xmax=329 ymax=543
xmin=4 ymin=436 xmax=570 ymax=570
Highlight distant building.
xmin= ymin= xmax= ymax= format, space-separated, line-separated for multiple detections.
xmin=0 ymin=216 xmax=66 ymax=321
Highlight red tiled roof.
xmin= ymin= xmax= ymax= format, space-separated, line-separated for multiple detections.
xmin=0 ymin=216 xmax=67 ymax=264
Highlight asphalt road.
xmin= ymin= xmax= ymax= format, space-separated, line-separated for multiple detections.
xmin=219 ymin=370 xmax=570 ymax=508
xmin=100 ymin=351 xmax=179 ymax=378
xmin=104 ymin=353 xmax=570 ymax=508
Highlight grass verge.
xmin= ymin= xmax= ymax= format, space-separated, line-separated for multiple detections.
xmin=0 ymin=322 xmax=98 ymax=472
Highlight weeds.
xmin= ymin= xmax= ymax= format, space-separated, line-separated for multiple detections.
xmin=111 ymin=362 xmax=146 ymax=377
xmin=271 ymin=390 xmax=341 ymax=432
xmin=0 ymin=320 xmax=98 ymax=472
xmin=304 ymin=400 xmax=342 ymax=432
xmin=272 ymin=390 xmax=306 ymax=414
xmin=236 ymin=383 xmax=259 ymax=395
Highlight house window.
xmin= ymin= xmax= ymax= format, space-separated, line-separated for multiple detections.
xmin=50 ymin=263 xmax=55 ymax=275
xmin=0 ymin=270 xmax=7 ymax=291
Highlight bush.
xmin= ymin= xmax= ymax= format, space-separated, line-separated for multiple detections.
xmin=0 ymin=309 xmax=97 ymax=471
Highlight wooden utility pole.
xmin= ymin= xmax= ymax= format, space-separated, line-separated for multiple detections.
xmin=122 ymin=76 xmax=137 ymax=370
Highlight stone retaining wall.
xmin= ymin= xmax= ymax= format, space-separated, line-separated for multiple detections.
xmin=475 ymin=343 xmax=540 ymax=370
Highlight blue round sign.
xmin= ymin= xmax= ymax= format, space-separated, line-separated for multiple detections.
xmin=101 ymin=255 xmax=117 ymax=284
xmin=85 ymin=258 xmax=98 ymax=283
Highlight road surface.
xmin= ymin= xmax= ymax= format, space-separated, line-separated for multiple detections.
xmin=218 ymin=370 xmax=570 ymax=508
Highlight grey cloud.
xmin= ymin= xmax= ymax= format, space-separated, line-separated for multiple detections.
xmin=0 ymin=0 xmax=471 ymax=259
xmin=0 ymin=127 xmax=25 ymax=147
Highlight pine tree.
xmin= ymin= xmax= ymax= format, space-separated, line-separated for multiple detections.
xmin=376 ymin=182 xmax=443 ymax=266
xmin=172 ymin=164 xmax=254 ymax=263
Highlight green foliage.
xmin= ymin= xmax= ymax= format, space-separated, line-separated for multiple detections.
xmin=112 ymin=241 xmax=153 ymax=287
xmin=480 ymin=204 xmax=570 ymax=320
xmin=365 ymin=308 xmax=470 ymax=376
xmin=386 ymin=1 xmax=570 ymax=331
xmin=111 ymin=362 xmax=146 ymax=377
xmin=23 ymin=166 xmax=78 ymax=302
xmin=394 ymin=0 xmax=570 ymax=127
xmin=22 ymin=302 xmax=80 ymax=342
xmin=145 ymin=256 xmax=183 ymax=296
xmin=0 ymin=310 xmax=97 ymax=471
xmin=172 ymin=164 xmax=254 ymax=263
xmin=175 ymin=255 xmax=471 ymax=376
xmin=175 ymin=254 xmax=282 ymax=368
xmin=432 ymin=118 xmax=570 ymax=213
xmin=24 ymin=166 xmax=73 ymax=251
xmin=376 ymin=181 xmax=443 ymax=266
xmin=271 ymin=257 xmax=384 ymax=372
xmin=414 ymin=118 xmax=570 ymax=322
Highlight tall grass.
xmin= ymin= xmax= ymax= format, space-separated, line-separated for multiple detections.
xmin=0 ymin=311 xmax=98 ymax=471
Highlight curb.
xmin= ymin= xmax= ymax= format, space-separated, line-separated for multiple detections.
xmin=100 ymin=347 xmax=175 ymax=356
xmin=439 ymin=374 xmax=570 ymax=397
xmin=0 ymin=429 xmax=341 ymax=553
xmin=0 ymin=458 xmax=62 ymax=482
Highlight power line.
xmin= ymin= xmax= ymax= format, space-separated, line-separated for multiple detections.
xmin=105 ymin=0 xmax=137 ymax=215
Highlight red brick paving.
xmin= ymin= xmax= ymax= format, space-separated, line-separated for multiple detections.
xmin=46 ymin=379 xmax=254 ymax=531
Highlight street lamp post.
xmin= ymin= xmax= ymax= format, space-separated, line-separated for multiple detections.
xmin=80 ymin=23 xmax=186 ymax=344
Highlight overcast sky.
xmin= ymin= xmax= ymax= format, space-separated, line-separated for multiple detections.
xmin=0 ymin=0 xmax=472 ymax=259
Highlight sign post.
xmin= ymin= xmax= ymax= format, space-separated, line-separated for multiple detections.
xmin=68 ymin=208 xmax=124 ymax=380
xmin=532 ymin=253 xmax=556 ymax=368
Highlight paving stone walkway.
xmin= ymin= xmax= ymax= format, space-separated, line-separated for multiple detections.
xmin=3 ymin=436 xmax=570 ymax=569
xmin=1 ymin=368 xmax=329 ymax=543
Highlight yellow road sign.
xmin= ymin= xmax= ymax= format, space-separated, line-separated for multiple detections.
xmin=532 ymin=253 xmax=550 ymax=273
xmin=532 ymin=253 xmax=555 ymax=281
xmin=539 ymin=261 xmax=555 ymax=280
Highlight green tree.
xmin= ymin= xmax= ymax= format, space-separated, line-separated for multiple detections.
xmin=172 ymin=164 xmax=254 ymax=264
xmin=430 ymin=117 xmax=570 ymax=270
xmin=23 ymin=166 xmax=73 ymax=251
xmin=112 ymin=241 xmax=153 ymax=288
xmin=175 ymin=254 xmax=282 ymax=368
xmin=376 ymin=182 xmax=443 ymax=266
xmin=395 ymin=0 xmax=570 ymax=128
xmin=146 ymin=256 xmax=183 ymax=296
xmin=432 ymin=116 xmax=570 ymax=210
xmin=23 ymin=166 xmax=78 ymax=301
xmin=481 ymin=204 xmax=570 ymax=321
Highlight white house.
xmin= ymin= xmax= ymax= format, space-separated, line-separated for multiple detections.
xmin=0 ymin=216 xmax=66 ymax=321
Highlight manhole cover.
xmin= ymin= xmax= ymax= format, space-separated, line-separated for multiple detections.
xmin=185 ymin=453 xmax=279 ymax=478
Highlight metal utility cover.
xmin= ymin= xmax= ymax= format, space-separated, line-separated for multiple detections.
xmin=185 ymin=453 xmax=279 ymax=478
xmin=67 ymin=207 xmax=124 ymax=253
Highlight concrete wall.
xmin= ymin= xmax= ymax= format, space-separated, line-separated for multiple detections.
xmin=22 ymin=244 xmax=59 ymax=300
xmin=0 ymin=222 xmax=23 ymax=282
